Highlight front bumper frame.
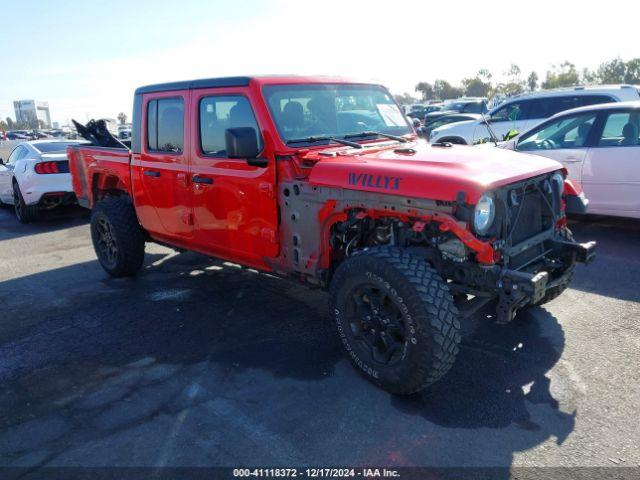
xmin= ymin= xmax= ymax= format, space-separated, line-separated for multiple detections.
xmin=447 ymin=233 xmax=597 ymax=323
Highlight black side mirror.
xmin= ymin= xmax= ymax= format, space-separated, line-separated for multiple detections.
xmin=0 ymin=158 xmax=4 ymax=165
xmin=225 ymin=127 xmax=267 ymax=167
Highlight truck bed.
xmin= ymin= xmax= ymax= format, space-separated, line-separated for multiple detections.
xmin=67 ymin=145 xmax=132 ymax=208
xmin=67 ymin=119 xmax=133 ymax=208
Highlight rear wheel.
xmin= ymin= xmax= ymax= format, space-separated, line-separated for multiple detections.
xmin=13 ymin=182 xmax=39 ymax=223
xmin=329 ymin=247 xmax=461 ymax=395
xmin=90 ymin=196 xmax=145 ymax=277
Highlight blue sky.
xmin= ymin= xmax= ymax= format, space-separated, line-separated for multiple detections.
xmin=1 ymin=0 xmax=639 ymax=125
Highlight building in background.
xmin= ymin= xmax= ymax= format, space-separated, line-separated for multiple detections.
xmin=13 ymin=100 xmax=52 ymax=128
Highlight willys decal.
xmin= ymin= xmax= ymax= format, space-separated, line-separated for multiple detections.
xmin=348 ymin=173 xmax=403 ymax=190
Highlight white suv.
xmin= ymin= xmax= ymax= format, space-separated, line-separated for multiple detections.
xmin=429 ymin=85 xmax=640 ymax=145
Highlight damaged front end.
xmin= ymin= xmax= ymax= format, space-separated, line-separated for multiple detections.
xmin=447 ymin=171 xmax=596 ymax=323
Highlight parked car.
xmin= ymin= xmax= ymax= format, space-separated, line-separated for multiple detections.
xmin=67 ymin=75 xmax=595 ymax=395
xmin=430 ymin=85 xmax=640 ymax=145
xmin=407 ymin=104 xmax=442 ymax=120
xmin=418 ymin=113 xmax=482 ymax=140
xmin=424 ymin=98 xmax=488 ymax=123
xmin=6 ymin=132 xmax=30 ymax=140
xmin=501 ymin=101 xmax=640 ymax=219
xmin=0 ymin=140 xmax=87 ymax=222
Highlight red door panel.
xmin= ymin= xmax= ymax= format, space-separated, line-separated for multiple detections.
xmin=132 ymin=91 xmax=194 ymax=240
xmin=188 ymin=87 xmax=279 ymax=267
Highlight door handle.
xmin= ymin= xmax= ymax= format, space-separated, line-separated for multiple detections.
xmin=192 ymin=175 xmax=213 ymax=185
xmin=144 ymin=170 xmax=161 ymax=177
xmin=563 ymin=157 xmax=582 ymax=163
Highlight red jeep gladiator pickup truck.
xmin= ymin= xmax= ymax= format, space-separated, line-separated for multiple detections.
xmin=68 ymin=76 xmax=595 ymax=394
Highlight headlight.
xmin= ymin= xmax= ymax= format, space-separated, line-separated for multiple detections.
xmin=551 ymin=172 xmax=564 ymax=198
xmin=474 ymin=193 xmax=495 ymax=235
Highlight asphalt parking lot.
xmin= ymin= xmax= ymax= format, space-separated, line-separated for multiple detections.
xmin=1 ymin=205 xmax=639 ymax=472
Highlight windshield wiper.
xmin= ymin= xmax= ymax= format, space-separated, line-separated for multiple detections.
xmin=286 ymin=136 xmax=363 ymax=149
xmin=344 ymin=131 xmax=408 ymax=143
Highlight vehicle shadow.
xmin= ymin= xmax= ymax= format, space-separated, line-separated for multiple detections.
xmin=388 ymin=307 xmax=574 ymax=471
xmin=0 ymin=251 xmax=573 ymax=469
xmin=567 ymin=215 xmax=640 ymax=302
xmin=0 ymin=205 xmax=89 ymax=242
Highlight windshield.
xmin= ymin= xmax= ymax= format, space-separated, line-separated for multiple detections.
xmin=263 ymin=84 xmax=411 ymax=145
xmin=34 ymin=141 xmax=84 ymax=153
xmin=443 ymin=102 xmax=467 ymax=112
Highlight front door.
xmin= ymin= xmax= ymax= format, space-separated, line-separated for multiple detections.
xmin=515 ymin=111 xmax=598 ymax=182
xmin=188 ymin=87 xmax=279 ymax=267
xmin=480 ymin=100 xmax=531 ymax=142
xmin=132 ymin=92 xmax=193 ymax=240
xmin=582 ymin=110 xmax=640 ymax=217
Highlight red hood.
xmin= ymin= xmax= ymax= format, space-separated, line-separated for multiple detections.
xmin=305 ymin=141 xmax=563 ymax=204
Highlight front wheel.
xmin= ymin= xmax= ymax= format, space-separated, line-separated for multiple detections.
xmin=329 ymin=247 xmax=461 ymax=395
xmin=90 ymin=196 xmax=146 ymax=277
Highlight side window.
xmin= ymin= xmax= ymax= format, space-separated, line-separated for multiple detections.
xmin=597 ymin=111 xmax=640 ymax=147
xmin=517 ymin=113 xmax=597 ymax=151
xmin=578 ymin=95 xmax=614 ymax=108
xmin=491 ymin=102 xmax=527 ymax=122
xmin=199 ymin=95 xmax=262 ymax=156
xmin=463 ymin=102 xmax=486 ymax=114
xmin=147 ymin=97 xmax=184 ymax=153
xmin=7 ymin=146 xmax=27 ymax=164
xmin=529 ymin=96 xmax=581 ymax=119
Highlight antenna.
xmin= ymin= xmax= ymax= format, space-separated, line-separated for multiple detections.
xmin=481 ymin=112 xmax=499 ymax=146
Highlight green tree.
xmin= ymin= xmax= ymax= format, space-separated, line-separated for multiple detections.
xmin=415 ymin=82 xmax=434 ymax=101
xmin=496 ymin=64 xmax=526 ymax=96
xmin=0 ymin=119 xmax=7 ymax=131
xmin=393 ymin=93 xmax=418 ymax=105
xmin=6 ymin=117 xmax=15 ymax=129
xmin=581 ymin=67 xmax=599 ymax=85
xmin=527 ymin=71 xmax=538 ymax=91
xmin=433 ymin=79 xmax=463 ymax=100
xmin=624 ymin=58 xmax=640 ymax=84
xmin=597 ymin=58 xmax=626 ymax=83
xmin=542 ymin=61 xmax=580 ymax=89
xmin=117 ymin=112 xmax=128 ymax=125
xmin=462 ymin=69 xmax=493 ymax=97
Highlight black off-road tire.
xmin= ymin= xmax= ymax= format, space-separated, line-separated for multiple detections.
xmin=535 ymin=227 xmax=576 ymax=306
xmin=90 ymin=196 xmax=146 ymax=277
xmin=329 ymin=247 xmax=461 ymax=395
xmin=13 ymin=181 xmax=39 ymax=223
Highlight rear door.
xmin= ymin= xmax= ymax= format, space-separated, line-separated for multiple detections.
xmin=188 ymin=87 xmax=279 ymax=266
xmin=132 ymin=92 xmax=194 ymax=239
xmin=582 ymin=109 xmax=640 ymax=217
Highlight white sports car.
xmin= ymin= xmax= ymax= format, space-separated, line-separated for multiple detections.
xmin=0 ymin=140 xmax=87 ymax=223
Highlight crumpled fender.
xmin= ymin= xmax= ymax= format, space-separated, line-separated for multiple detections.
xmin=563 ymin=178 xmax=589 ymax=214
xmin=563 ymin=177 xmax=583 ymax=197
